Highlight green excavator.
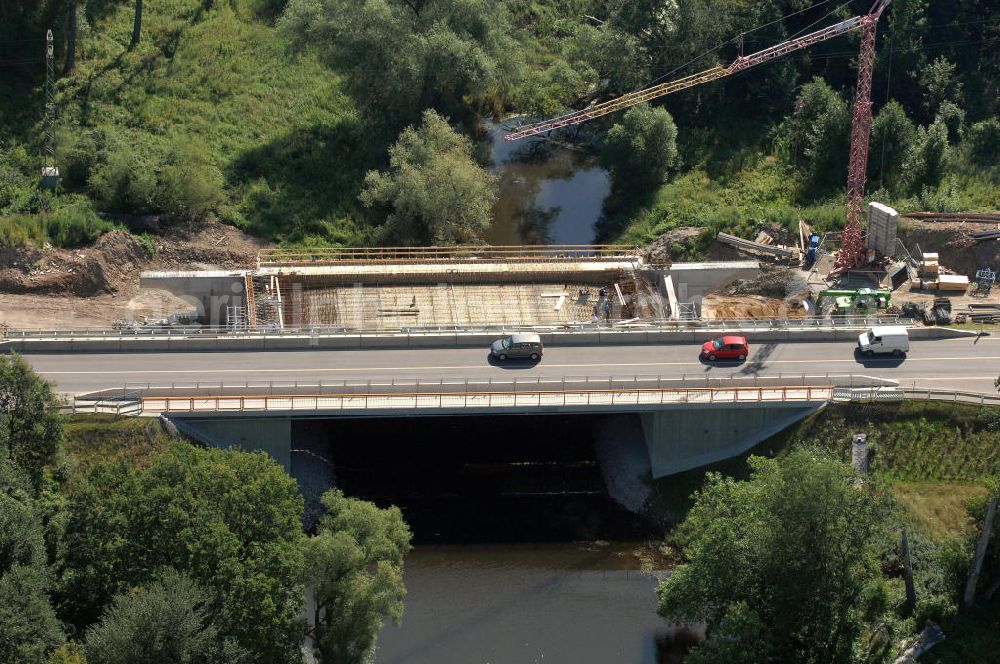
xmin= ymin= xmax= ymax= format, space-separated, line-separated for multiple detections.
xmin=816 ymin=288 xmax=892 ymax=314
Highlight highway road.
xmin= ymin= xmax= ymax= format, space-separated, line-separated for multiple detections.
xmin=20 ymin=336 xmax=1000 ymax=395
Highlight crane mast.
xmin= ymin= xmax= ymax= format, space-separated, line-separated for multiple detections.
xmin=836 ymin=0 xmax=891 ymax=274
xmin=505 ymin=1 xmax=892 ymax=273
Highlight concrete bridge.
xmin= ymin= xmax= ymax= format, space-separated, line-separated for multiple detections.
xmin=72 ymin=374 xmax=891 ymax=478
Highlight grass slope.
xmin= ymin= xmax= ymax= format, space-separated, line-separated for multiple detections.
xmin=650 ymin=402 xmax=1000 ymax=519
xmin=13 ymin=0 xmax=376 ymax=245
xmin=614 ymin=161 xmax=1000 ymax=252
xmin=62 ymin=413 xmax=171 ymax=474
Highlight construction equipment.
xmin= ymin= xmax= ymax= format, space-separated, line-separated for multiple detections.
xmin=506 ymin=1 xmax=893 ymax=275
xmin=931 ymin=297 xmax=952 ymax=325
xmin=818 ymin=288 xmax=891 ymax=314
xmin=806 ymin=234 xmax=822 ymax=266
xmin=974 ymin=268 xmax=996 ymax=296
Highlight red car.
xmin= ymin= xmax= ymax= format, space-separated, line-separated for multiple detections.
xmin=701 ymin=335 xmax=749 ymax=361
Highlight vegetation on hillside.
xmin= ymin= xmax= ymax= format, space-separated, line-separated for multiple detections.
xmin=660 ymin=448 xmax=901 ymax=663
xmin=652 ymin=402 xmax=1000 ymax=663
xmin=2 ymin=1 xmax=999 ymax=251
xmin=0 ymin=355 xmax=412 ymax=663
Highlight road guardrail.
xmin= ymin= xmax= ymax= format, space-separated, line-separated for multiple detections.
xmin=4 ymin=316 xmax=913 ymax=340
xmin=70 ymin=376 xmax=998 ymax=416
xmin=900 ymin=387 xmax=1000 ymax=406
xmin=134 ymin=385 xmax=837 ymax=415
xmin=71 ymin=372 xmax=892 ymax=415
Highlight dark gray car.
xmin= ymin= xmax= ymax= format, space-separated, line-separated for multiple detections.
xmin=490 ymin=333 xmax=543 ymax=361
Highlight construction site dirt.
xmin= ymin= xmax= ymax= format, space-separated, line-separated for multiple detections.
xmin=0 ymin=219 xmax=267 ymax=329
xmin=897 ymin=219 xmax=1000 ymax=279
xmin=1 ymin=213 xmax=997 ymax=331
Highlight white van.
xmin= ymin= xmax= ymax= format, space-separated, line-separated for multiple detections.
xmin=858 ymin=325 xmax=909 ymax=357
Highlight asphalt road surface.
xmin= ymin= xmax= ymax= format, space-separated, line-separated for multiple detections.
xmin=20 ymin=336 xmax=999 ymax=395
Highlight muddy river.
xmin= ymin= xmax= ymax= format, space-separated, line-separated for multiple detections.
xmin=483 ymin=122 xmax=610 ymax=246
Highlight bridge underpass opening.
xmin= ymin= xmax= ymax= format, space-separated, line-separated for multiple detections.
xmin=292 ymin=413 xmax=658 ymax=544
xmin=162 ymin=396 xmax=825 ymax=542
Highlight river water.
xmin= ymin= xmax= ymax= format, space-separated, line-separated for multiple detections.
xmin=375 ymin=544 xmax=694 ymax=664
xmin=482 ymin=122 xmax=610 ymax=245
xmin=296 ymin=415 xmax=697 ymax=663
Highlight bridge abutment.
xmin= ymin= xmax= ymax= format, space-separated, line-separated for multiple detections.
xmin=167 ymin=416 xmax=291 ymax=470
xmin=640 ymin=403 xmax=824 ymax=478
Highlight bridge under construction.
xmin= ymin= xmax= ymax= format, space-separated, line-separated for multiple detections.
xmin=140 ymin=245 xmax=759 ymax=330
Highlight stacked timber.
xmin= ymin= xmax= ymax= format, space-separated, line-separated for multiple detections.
xmin=938 ymin=275 xmax=970 ymax=292
xmin=919 ymin=253 xmax=939 ymax=289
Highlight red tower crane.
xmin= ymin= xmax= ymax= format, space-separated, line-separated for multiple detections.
xmin=505 ymin=0 xmax=892 ymax=274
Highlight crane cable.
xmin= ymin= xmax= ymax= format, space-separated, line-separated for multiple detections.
xmin=640 ymin=0 xmax=839 ymax=91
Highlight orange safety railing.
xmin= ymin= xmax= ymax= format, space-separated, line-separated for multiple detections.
xmin=257 ymin=245 xmax=640 ymax=267
xmin=141 ymin=385 xmax=836 ymax=414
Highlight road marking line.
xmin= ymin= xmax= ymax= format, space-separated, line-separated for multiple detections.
xmin=38 ymin=354 xmax=1000 ymax=376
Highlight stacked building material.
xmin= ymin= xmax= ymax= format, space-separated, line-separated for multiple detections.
xmin=919 ymin=253 xmax=939 ymax=289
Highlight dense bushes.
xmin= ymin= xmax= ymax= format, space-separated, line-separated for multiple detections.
xmin=0 ymin=358 xmax=413 ymax=663
xmin=80 ymin=130 xmax=224 ymax=218
xmin=280 ymin=0 xmax=521 ymax=137
xmin=965 ymin=118 xmax=1000 ymax=168
xmin=361 ymin=110 xmax=498 ymax=245
xmin=4 ymin=0 xmax=1000 ymax=252
xmin=0 ymin=195 xmax=118 ymax=248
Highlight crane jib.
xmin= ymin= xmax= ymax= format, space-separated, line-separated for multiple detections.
xmin=727 ymin=17 xmax=864 ymax=73
xmin=503 ymin=9 xmax=882 ymax=141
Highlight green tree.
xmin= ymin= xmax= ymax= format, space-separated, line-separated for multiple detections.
xmin=780 ymin=78 xmax=851 ymax=194
xmin=0 ymin=460 xmax=65 ymax=662
xmin=304 ymin=489 xmax=412 ymax=664
xmin=86 ymin=139 xmax=158 ymax=215
xmin=360 ymin=109 xmax=498 ymax=245
xmin=905 ymin=120 xmax=950 ymax=195
xmin=60 ymin=443 xmax=305 ymax=663
xmin=0 ymin=354 xmax=62 ymax=489
xmin=158 ymin=139 xmax=223 ymax=218
xmin=84 ymin=568 xmax=245 ymax=664
xmin=935 ymin=100 xmax=965 ymax=144
xmin=280 ymin=0 xmax=520 ymax=134
xmin=600 ymin=103 xmax=679 ymax=195
xmin=0 ymin=141 xmax=35 ymax=217
xmin=870 ymin=100 xmax=916 ymax=195
xmin=46 ymin=642 xmax=86 ymax=664
xmin=658 ymin=448 xmax=895 ymax=664
xmin=920 ymin=56 xmax=963 ymax=115
xmin=567 ymin=23 xmax=646 ymax=98
xmin=966 ymin=118 xmax=1000 ymax=168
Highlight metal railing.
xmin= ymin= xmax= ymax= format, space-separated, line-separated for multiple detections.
xmin=5 ymin=316 xmax=913 ymax=340
xmin=71 ymin=372 xmax=892 ymax=416
xmin=70 ymin=374 xmax=999 ymax=416
xmin=900 ymin=387 xmax=1000 ymax=406
xmin=257 ymin=244 xmax=640 ymax=267
xmin=70 ymin=398 xmax=143 ymax=416
xmin=80 ymin=372 xmax=893 ymax=395
xmin=138 ymin=385 xmax=836 ymax=415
